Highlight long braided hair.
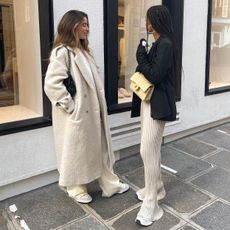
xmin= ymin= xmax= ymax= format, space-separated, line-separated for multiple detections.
xmin=147 ymin=5 xmax=181 ymax=91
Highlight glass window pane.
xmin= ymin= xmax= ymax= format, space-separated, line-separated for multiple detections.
xmin=209 ymin=0 xmax=230 ymax=90
xmin=117 ymin=0 xmax=162 ymax=104
xmin=0 ymin=0 xmax=43 ymax=123
xmin=0 ymin=3 xmax=17 ymax=106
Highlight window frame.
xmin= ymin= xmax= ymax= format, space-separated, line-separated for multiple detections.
xmin=104 ymin=0 xmax=184 ymax=114
xmin=205 ymin=0 xmax=230 ymax=96
xmin=0 ymin=0 xmax=54 ymax=135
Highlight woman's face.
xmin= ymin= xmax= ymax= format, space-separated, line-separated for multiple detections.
xmin=75 ymin=17 xmax=89 ymax=40
xmin=146 ymin=17 xmax=154 ymax=33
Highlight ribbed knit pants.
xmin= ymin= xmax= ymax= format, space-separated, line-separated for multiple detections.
xmin=137 ymin=101 xmax=165 ymax=221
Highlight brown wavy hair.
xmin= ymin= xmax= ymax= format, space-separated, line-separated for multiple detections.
xmin=53 ymin=10 xmax=89 ymax=52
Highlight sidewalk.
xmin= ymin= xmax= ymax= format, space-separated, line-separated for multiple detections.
xmin=1 ymin=122 xmax=230 ymax=230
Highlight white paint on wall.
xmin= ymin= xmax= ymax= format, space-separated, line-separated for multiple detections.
xmin=0 ymin=127 xmax=56 ymax=187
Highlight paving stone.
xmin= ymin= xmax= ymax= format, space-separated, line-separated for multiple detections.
xmin=180 ymin=225 xmax=197 ymax=230
xmin=161 ymin=146 xmax=212 ymax=180
xmin=193 ymin=127 xmax=230 ymax=151
xmin=162 ymin=173 xmax=210 ymax=213
xmin=1 ymin=183 xmax=85 ymax=230
xmin=191 ymin=168 xmax=230 ymax=202
xmin=125 ymin=169 xmax=211 ymax=214
xmin=112 ymin=207 xmax=180 ymax=230
xmin=60 ymin=216 xmax=108 ymax=230
xmin=125 ymin=167 xmax=144 ymax=188
xmin=114 ymin=153 xmax=143 ymax=175
xmin=218 ymin=123 xmax=230 ymax=133
xmin=88 ymin=182 xmax=138 ymax=220
xmin=168 ymin=137 xmax=217 ymax=158
xmin=192 ymin=201 xmax=230 ymax=230
xmin=205 ymin=150 xmax=230 ymax=171
xmin=0 ymin=209 xmax=8 ymax=230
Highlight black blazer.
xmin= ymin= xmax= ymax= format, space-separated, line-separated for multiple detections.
xmin=131 ymin=36 xmax=177 ymax=122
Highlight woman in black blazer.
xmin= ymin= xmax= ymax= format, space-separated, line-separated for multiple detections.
xmin=132 ymin=5 xmax=180 ymax=226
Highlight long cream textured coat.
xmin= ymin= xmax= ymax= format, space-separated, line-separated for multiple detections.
xmin=44 ymin=46 xmax=115 ymax=187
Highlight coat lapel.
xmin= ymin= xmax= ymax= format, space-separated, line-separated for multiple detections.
xmin=84 ymin=52 xmax=104 ymax=91
xmin=74 ymin=51 xmax=95 ymax=89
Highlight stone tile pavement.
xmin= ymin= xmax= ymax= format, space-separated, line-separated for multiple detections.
xmin=1 ymin=122 xmax=230 ymax=229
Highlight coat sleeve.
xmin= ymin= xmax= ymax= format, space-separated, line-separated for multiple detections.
xmin=137 ymin=39 xmax=173 ymax=85
xmin=44 ymin=47 xmax=75 ymax=113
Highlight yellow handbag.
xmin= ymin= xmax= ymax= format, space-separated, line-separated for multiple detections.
xmin=130 ymin=72 xmax=154 ymax=102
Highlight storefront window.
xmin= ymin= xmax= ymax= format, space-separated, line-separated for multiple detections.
xmin=0 ymin=0 xmax=43 ymax=123
xmin=117 ymin=0 xmax=161 ymax=104
xmin=207 ymin=0 xmax=230 ymax=92
xmin=104 ymin=0 xmax=183 ymax=112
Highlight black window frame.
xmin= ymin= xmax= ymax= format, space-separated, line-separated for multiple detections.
xmin=0 ymin=0 xmax=54 ymax=135
xmin=205 ymin=0 xmax=230 ymax=96
xmin=104 ymin=0 xmax=184 ymax=114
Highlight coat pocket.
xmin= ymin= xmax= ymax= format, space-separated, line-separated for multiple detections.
xmin=69 ymin=99 xmax=79 ymax=121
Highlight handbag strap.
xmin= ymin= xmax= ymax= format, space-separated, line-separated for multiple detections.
xmin=63 ymin=45 xmax=71 ymax=74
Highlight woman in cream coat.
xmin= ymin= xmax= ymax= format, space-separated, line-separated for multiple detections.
xmin=44 ymin=10 xmax=129 ymax=204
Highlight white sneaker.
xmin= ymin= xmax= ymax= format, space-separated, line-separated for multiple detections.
xmin=136 ymin=190 xmax=144 ymax=201
xmin=157 ymin=187 xmax=166 ymax=201
xmin=73 ymin=194 xmax=92 ymax=204
xmin=135 ymin=207 xmax=164 ymax=226
xmin=135 ymin=216 xmax=153 ymax=226
xmin=117 ymin=183 xmax=130 ymax=194
xmin=102 ymin=183 xmax=130 ymax=197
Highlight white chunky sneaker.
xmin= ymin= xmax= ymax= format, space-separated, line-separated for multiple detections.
xmin=102 ymin=183 xmax=130 ymax=197
xmin=73 ymin=194 xmax=92 ymax=204
xmin=157 ymin=187 xmax=166 ymax=201
xmin=117 ymin=183 xmax=129 ymax=194
xmin=135 ymin=207 xmax=164 ymax=227
xmin=135 ymin=216 xmax=154 ymax=226
xmin=136 ymin=190 xmax=144 ymax=201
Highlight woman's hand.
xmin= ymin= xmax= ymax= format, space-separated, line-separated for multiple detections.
xmin=136 ymin=39 xmax=148 ymax=65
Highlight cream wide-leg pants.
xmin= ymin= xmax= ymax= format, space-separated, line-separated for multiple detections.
xmin=67 ymin=124 xmax=123 ymax=198
xmin=137 ymin=101 xmax=165 ymax=221
xmin=67 ymin=163 xmax=122 ymax=198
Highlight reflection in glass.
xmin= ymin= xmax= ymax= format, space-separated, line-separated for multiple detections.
xmin=210 ymin=0 xmax=230 ymax=89
xmin=0 ymin=1 xmax=43 ymax=124
xmin=117 ymin=0 xmax=162 ymax=104
xmin=0 ymin=2 xmax=18 ymax=107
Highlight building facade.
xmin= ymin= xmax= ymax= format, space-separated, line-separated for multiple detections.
xmin=0 ymin=0 xmax=230 ymax=200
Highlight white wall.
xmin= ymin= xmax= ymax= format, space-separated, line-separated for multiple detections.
xmin=53 ymin=0 xmax=104 ymax=82
xmin=0 ymin=127 xmax=56 ymax=187
xmin=0 ymin=127 xmax=58 ymax=200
